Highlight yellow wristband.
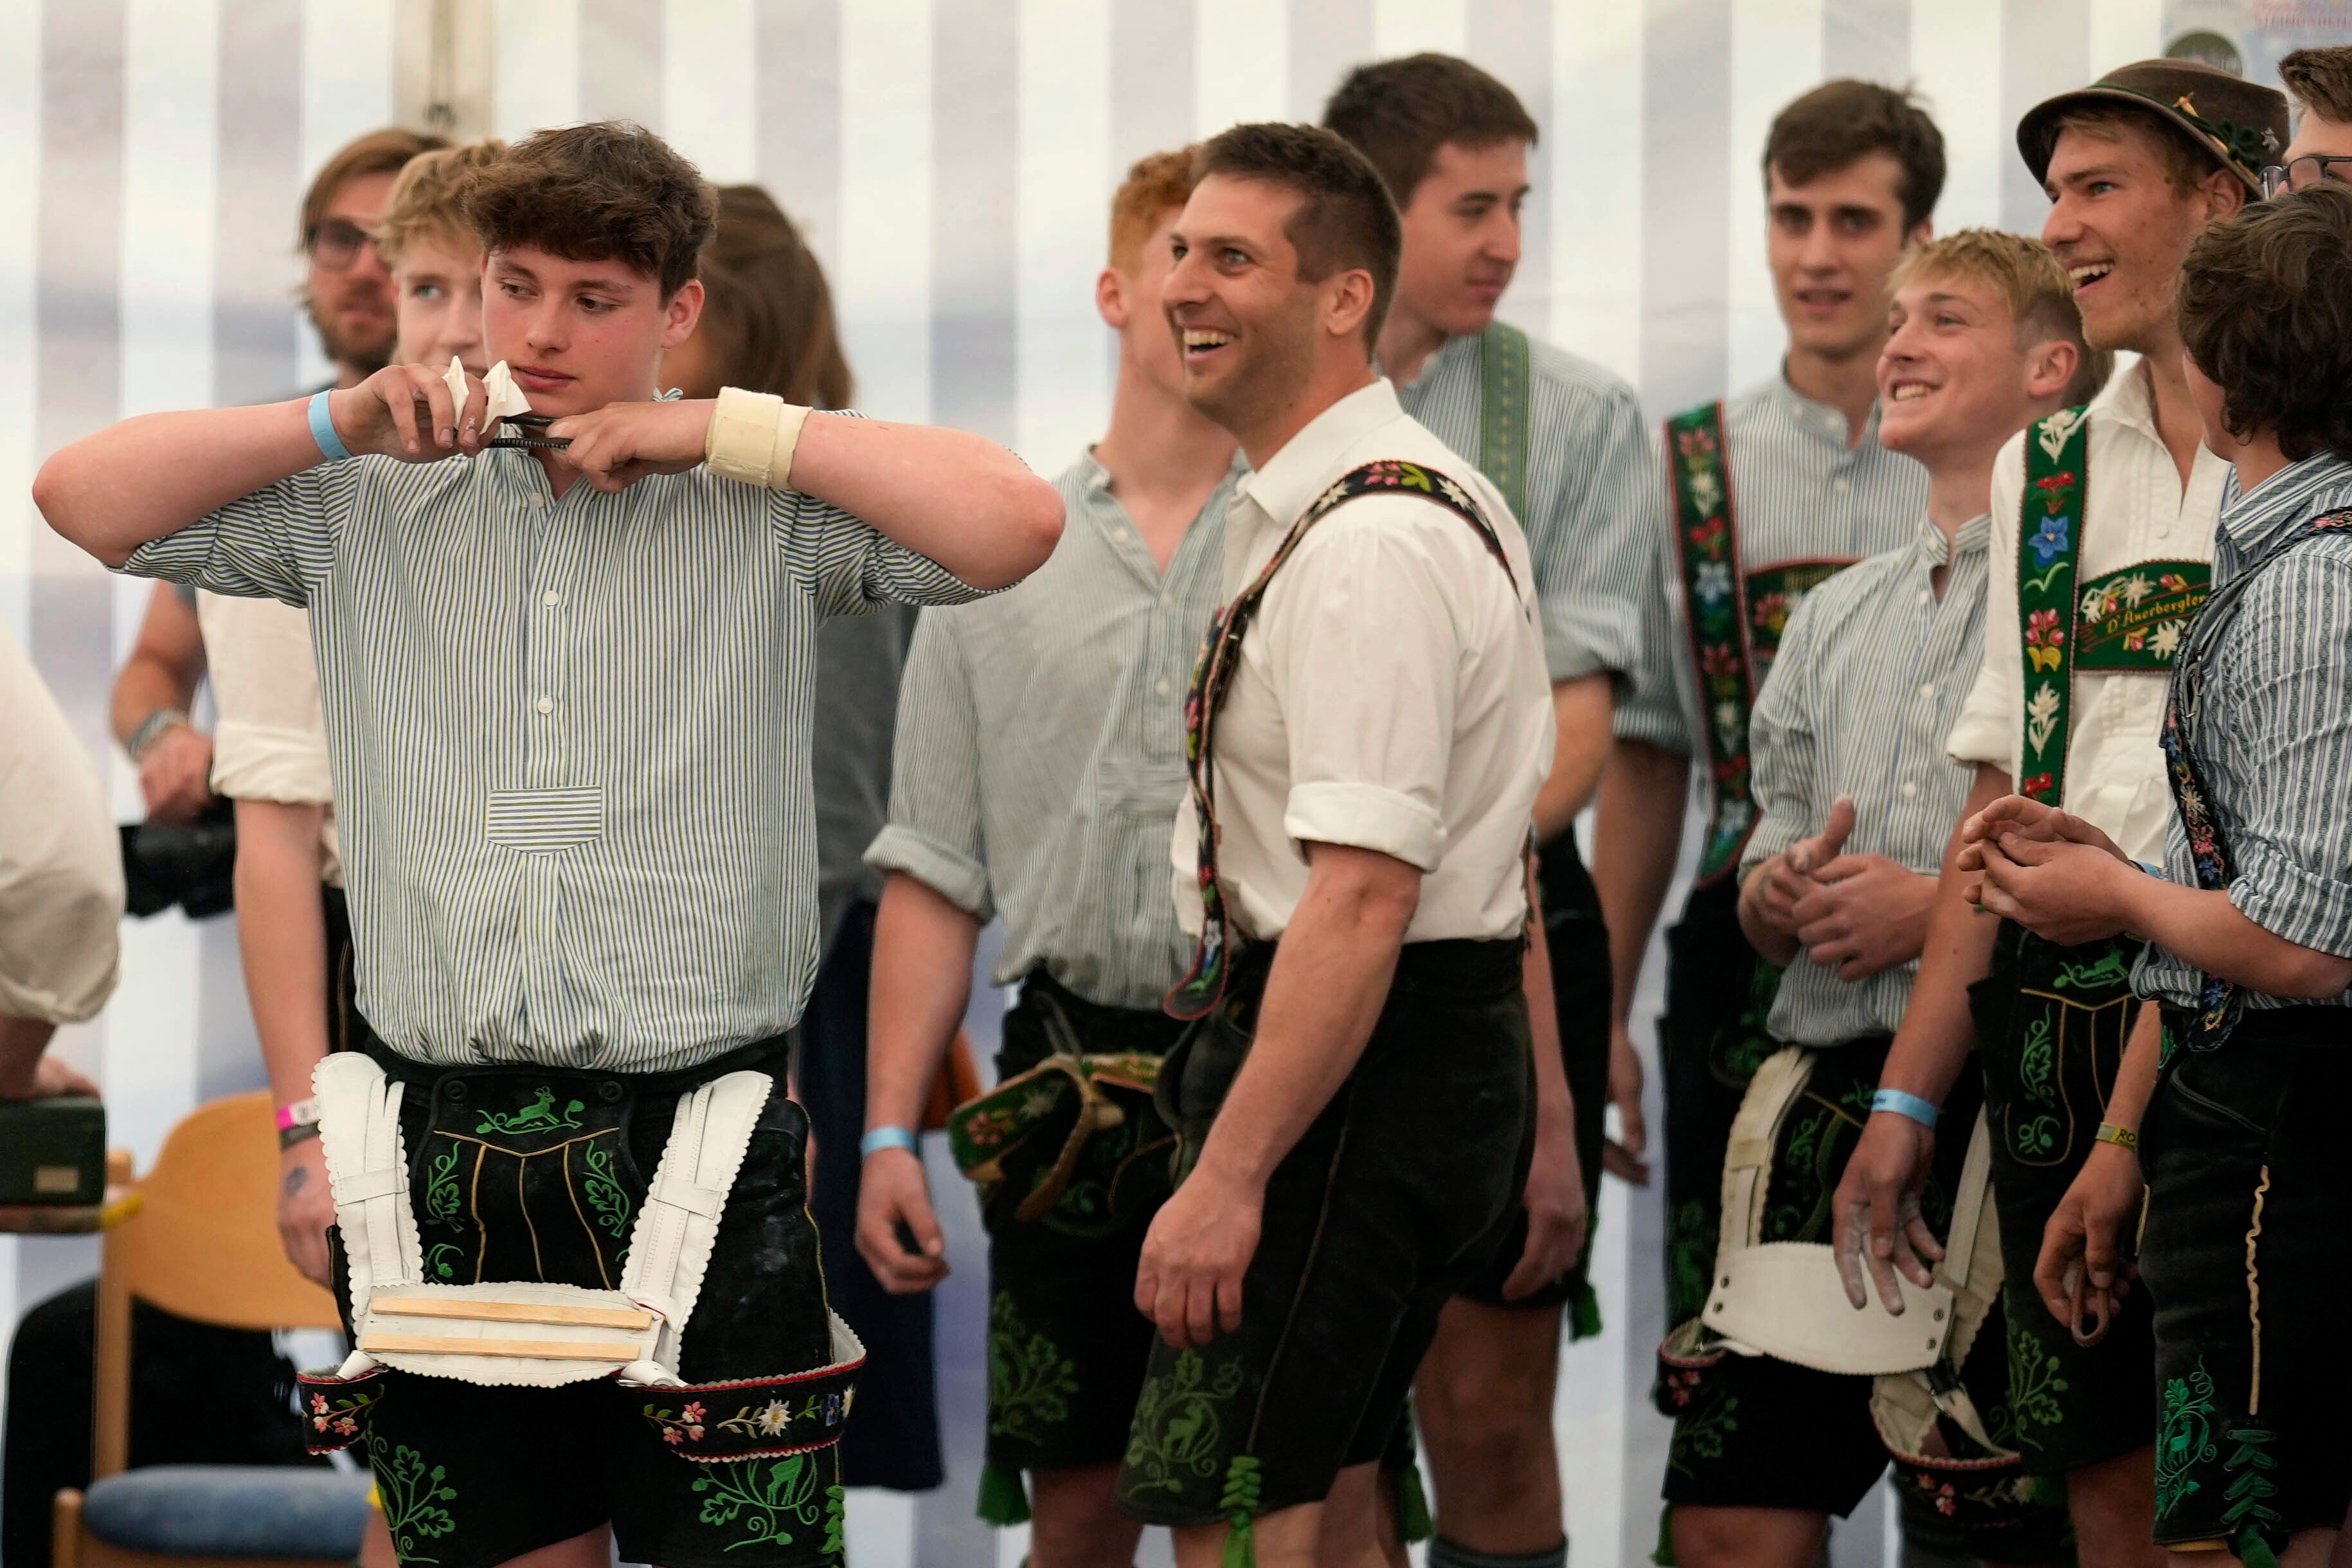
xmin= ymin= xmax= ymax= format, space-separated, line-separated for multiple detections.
xmin=2094 ymin=1121 xmax=2138 ymax=1152
xmin=704 ymin=386 xmax=812 ymax=491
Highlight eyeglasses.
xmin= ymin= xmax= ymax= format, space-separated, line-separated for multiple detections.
xmin=2260 ymin=155 xmax=2352 ymax=200
xmin=306 ymin=217 xmax=379 ymax=272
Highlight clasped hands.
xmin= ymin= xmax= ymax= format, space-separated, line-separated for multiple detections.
xmin=1741 ymin=797 xmax=1935 ymax=981
xmin=328 ymin=364 xmax=714 ymax=493
xmin=1955 ymin=794 xmax=2141 ymax=945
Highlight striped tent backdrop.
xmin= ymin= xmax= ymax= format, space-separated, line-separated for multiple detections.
xmin=0 ymin=1 xmax=2304 ymax=1563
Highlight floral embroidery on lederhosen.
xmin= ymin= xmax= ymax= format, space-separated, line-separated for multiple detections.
xmin=2013 ymin=406 xmax=2211 ymax=805
xmin=414 ymin=1072 xmax=640 ymax=1288
xmin=1164 ymin=460 xmax=1522 ymax=1020
xmin=1664 ymin=402 xmax=1857 ymax=885
xmin=2160 ymin=505 xmax=2352 ymax=1052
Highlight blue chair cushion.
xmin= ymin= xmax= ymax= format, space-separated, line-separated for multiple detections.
xmin=82 ymin=1465 xmax=373 ymax=1558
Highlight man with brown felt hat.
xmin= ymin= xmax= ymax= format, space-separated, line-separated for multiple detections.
xmin=1835 ymin=57 xmax=2285 ymax=1568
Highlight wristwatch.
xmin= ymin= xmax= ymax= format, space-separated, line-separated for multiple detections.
xmin=126 ymin=706 xmax=191 ymax=762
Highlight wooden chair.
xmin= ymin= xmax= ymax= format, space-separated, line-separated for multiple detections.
xmin=52 ymin=1091 xmax=372 ymax=1568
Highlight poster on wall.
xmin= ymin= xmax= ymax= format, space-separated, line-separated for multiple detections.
xmin=2162 ymin=0 xmax=2352 ymax=85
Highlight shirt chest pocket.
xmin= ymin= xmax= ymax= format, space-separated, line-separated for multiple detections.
xmin=485 ymin=787 xmax=607 ymax=853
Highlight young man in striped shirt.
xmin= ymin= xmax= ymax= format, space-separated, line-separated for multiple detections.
xmin=1835 ymin=62 xmax=2285 ymax=1567
xmin=851 ymin=147 xmax=1241 ymax=1568
xmin=1665 ymin=231 xmax=2099 ymax=1568
xmin=38 ymin=120 xmax=1061 ymax=1568
xmin=1590 ymin=74 xmax=1941 ymax=1467
xmin=1324 ymin=53 xmax=1649 ymax=1568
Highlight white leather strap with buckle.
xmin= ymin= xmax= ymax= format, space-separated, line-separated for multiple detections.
xmin=618 ymin=1069 xmax=773 ymax=1382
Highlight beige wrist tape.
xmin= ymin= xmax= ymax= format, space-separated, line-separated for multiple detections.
xmin=704 ymin=386 xmax=813 ymax=491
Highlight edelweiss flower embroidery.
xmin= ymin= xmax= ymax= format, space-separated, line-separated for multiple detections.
xmin=2151 ymin=621 xmax=2184 ymax=660
xmin=2036 ymin=408 xmax=2083 ymax=461
xmin=755 ymin=1399 xmax=793 ymax=1436
xmin=2080 ymin=584 xmax=2113 ymax=621
xmin=1694 ymin=560 xmax=1732 ymax=605
xmin=2117 ymin=572 xmax=2154 ymax=607
xmin=2025 ymin=682 xmax=2063 ymax=755
xmin=1688 ymin=469 xmax=1723 ymax=516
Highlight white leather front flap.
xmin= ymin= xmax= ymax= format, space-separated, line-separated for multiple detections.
xmin=1704 ymin=1242 xmax=1952 ymax=1376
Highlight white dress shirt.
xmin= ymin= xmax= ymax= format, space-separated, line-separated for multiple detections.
xmin=197 ymin=591 xmax=343 ymax=886
xmin=0 ymin=625 xmax=123 ymax=1023
xmin=1946 ymin=361 xmax=2229 ymax=863
xmin=1171 ymin=379 xmax=1554 ymax=945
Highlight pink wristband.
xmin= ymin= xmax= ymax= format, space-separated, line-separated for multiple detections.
xmin=276 ymin=1097 xmax=319 ymax=1132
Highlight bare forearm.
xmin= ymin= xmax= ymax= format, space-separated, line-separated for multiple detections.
xmin=231 ymin=800 xmax=330 ymax=1110
xmin=865 ymin=872 xmax=982 ymax=1132
xmin=1592 ymin=740 xmax=1689 ymax=1026
xmin=0 ymin=1017 xmax=59 ymax=1098
xmin=110 ymin=655 xmax=192 ymax=747
xmin=1192 ymin=851 xmax=1418 ymax=1191
xmin=2119 ymin=875 xmax=2352 ymax=1000
xmin=1532 ymin=675 xmax=1613 ymax=843
xmin=37 ymin=400 xmax=323 ymax=569
xmin=1522 ymin=855 xmax=1572 ymax=1133
xmin=1880 ymin=769 xmax=2011 ymax=1104
xmin=788 ymin=414 xmax=1062 ymax=591
xmin=2105 ymin=1002 xmax=2164 ymax=1130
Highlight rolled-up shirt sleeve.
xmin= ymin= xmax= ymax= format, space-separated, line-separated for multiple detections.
xmin=1739 ymin=589 xmax=1825 ymax=882
xmin=1612 ymin=455 xmax=1697 ymax=756
xmin=198 ymin=591 xmax=332 ymax=805
xmin=0 ymin=629 xmax=123 ymax=1023
xmin=2218 ymin=553 xmax=2352 ymax=958
xmin=1265 ymin=512 xmax=1460 ymax=871
xmin=122 ymin=461 xmax=355 ymax=607
xmin=1531 ymin=379 xmax=1656 ymax=687
xmin=1948 ymin=437 xmax=2024 ymax=772
xmin=864 ymin=607 xmax=994 ymax=919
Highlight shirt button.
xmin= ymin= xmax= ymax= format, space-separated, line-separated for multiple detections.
xmin=1833 ymin=477 xmax=1853 ymax=495
xmin=1156 ymin=679 xmax=1171 ymax=697
xmin=535 ymin=696 xmax=555 ymax=715
xmin=1919 ymin=682 xmax=1935 ymax=700
xmin=543 ymin=589 xmax=561 ymax=608
xmin=1917 ymin=590 xmax=1932 ymax=605
xmin=532 ymin=495 xmax=549 ymax=512
xmin=1901 ymin=780 xmax=1919 ymax=799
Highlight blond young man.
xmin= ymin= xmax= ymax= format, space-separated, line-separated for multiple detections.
xmin=219 ymin=139 xmax=507 ymax=1288
xmin=1834 ymin=63 xmax=2286 ymax=1568
xmin=852 ymin=148 xmax=1241 ymax=1568
xmin=1667 ymin=232 xmax=2101 ymax=1568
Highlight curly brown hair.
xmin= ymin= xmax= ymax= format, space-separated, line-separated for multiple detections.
xmin=2178 ymin=184 xmax=2352 ymax=461
xmin=463 ymin=121 xmax=715 ymax=297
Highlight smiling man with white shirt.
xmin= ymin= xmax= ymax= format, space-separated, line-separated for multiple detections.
xmin=1113 ymin=123 xmax=1561 ymax=1568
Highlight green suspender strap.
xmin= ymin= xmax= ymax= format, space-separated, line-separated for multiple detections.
xmin=1664 ymin=402 xmax=1758 ymax=885
xmin=1478 ymin=321 xmax=1531 ymax=524
xmin=2014 ymin=406 xmax=2210 ymax=803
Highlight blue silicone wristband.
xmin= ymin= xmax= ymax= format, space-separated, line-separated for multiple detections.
xmin=859 ymin=1126 xmax=919 ymax=1158
xmin=1871 ymin=1089 xmax=1941 ymax=1130
xmin=307 ymin=390 xmax=352 ymax=461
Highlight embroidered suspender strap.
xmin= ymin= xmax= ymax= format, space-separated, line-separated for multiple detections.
xmin=1478 ymin=321 xmax=1531 ymax=525
xmin=1665 ymin=402 xmax=1759 ymax=884
xmin=2015 ymin=406 xmax=2091 ymax=804
xmin=1163 ymin=459 xmax=1522 ymax=1020
xmin=2160 ymin=505 xmax=2352 ymax=1052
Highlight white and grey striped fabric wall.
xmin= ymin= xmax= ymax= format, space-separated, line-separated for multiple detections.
xmin=0 ymin=1 xmax=2298 ymax=1564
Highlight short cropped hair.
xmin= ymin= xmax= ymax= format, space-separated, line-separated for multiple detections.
xmin=301 ymin=127 xmax=447 ymax=251
xmin=463 ymin=121 xmax=715 ymax=298
xmin=1109 ymin=148 xmax=1199 ymax=273
xmin=375 ymin=141 xmax=507 ymax=269
xmin=2281 ymin=46 xmax=2352 ymax=127
xmin=1194 ymin=123 xmax=1402 ymax=348
xmin=2178 ymin=184 xmax=2352 ymax=461
xmin=698 ymin=185 xmax=854 ymax=411
xmin=1322 ymin=53 xmax=1540 ymax=209
xmin=2052 ymin=105 xmax=2216 ymax=194
xmin=1764 ymin=80 xmax=1945 ymax=231
xmin=1892 ymin=229 xmax=2112 ymax=407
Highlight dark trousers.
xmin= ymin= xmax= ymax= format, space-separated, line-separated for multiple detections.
xmin=798 ymin=896 xmax=946 ymax=1492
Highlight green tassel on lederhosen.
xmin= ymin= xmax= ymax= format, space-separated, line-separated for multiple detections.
xmin=1651 ymin=1501 xmax=1677 ymax=1565
xmin=1569 ymin=1279 xmax=1603 ymax=1341
xmin=2234 ymin=1528 xmax=2281 ymax=1568
xmin=1219 ymin=1455 xmax=1263 ymax=1568
xmin=1393 ymin=1459 xmax=1432 ymax=1544
xmin=976 ymin=1459 xmax=1032 ymax=1525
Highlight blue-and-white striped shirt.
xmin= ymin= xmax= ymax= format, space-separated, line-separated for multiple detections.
xmin=2136 ymin=452 xmax=2352 ymax=1013
xmin=1741 ymin=513 xmax=1991 ymax=1046
xmin=123 ymin=445 xmax=991 ymax=1071
xmin=1616 ymin=373 xmax=1930 ymax=757
xmin=868 ymin=454 xmax=1237 ymax=1010
xmin=1395 ymin=331 xmax=1658 ymax=688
